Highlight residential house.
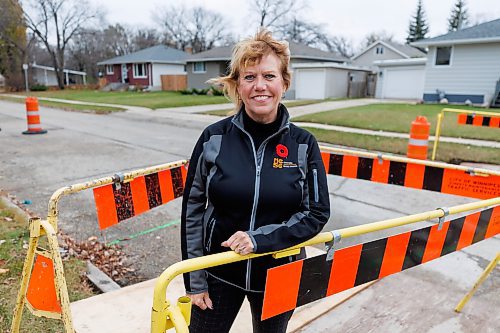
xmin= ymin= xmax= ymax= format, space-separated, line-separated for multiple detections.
xmin=186 ymin=41 xmax=348 ymax=99
xmin=97 ymin=45 xmax=188 ymax=90
xmin=351 ymin=40 xmax=426 ymax=68
xmin=351 ymin=40 xmax=427 ymax=100
xmin=412 ymin=18 xmax=500 ymax=106
xmin=32 ymin=63 xmax=87 ymax=86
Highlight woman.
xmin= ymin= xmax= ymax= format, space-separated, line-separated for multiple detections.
xmin=181 ymin=30 xmax=330 ymax=333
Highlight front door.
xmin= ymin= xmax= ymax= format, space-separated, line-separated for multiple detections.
xmin=121 ymin=64 xmax=128 ymax=83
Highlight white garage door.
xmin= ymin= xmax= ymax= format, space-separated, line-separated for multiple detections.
xmin=296 ymin=69 xmax=326 ymax=99
xmin=383 ymin=68 xmax=425 ymax=99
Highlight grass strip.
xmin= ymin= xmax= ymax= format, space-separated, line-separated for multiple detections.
xmin=304 ymin=127 xmax=500 ymax=165
xmin=295 ymin=103 xmax=499 ymax=142
xmin=9 ymin=90 xmax=229 ymax=109
xmin=203 ymin=98 xmax=349 ymax=117
xmin=0 ymin=208 xmax=95 ymax=332
xmin=0 ymin=96 xmax=124 ymax=114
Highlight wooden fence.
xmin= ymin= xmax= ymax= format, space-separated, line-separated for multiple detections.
xmin=161 ymin=75 xmax=187 ymax=91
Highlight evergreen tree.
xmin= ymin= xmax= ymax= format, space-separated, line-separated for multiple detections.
xmin=406 ymin=0 xmax=429 ymax=44
xmin=447 ymin=0 xmax=469 ymax=32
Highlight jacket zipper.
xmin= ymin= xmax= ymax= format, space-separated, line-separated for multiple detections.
xmin=205 ymin=217 xmax=216 ymax=252
xmin=313 ymin=168 xmax=319 ymax=203
xmin=233 ymin=120 xmax=288 ymax=290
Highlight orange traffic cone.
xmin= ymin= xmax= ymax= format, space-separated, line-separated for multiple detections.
xmin=22 ymin=97 xmax=47 ymax=135
xmin=407 ymin=116 xmax=430 ymax=160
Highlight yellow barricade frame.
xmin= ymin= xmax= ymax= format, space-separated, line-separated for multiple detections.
xmin=432 ymin=108 xmax=500 ymax=161
xmin=150 ymin=197 xmax=500 ymax=333
xmin=11 ymin=146 xmax=500 ymax=332
xmin=11 ymin=160 xmax=188 ymax=333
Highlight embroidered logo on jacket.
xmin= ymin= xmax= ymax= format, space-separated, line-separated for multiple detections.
xmin=273 ymin=144 xmax=297 ymax=169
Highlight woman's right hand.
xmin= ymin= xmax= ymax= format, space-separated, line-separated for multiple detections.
xmin=188 ymin=291 xmax=213 ymax=310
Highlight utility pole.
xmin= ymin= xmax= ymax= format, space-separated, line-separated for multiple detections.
xmin=22 ymin=63 xmax=29 ymax=92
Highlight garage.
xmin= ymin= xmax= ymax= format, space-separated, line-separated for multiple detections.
xmin=295 ymin=69 xmax=326 ymax=99
xmin=375 ymin=58 xmax=426 ymax=100
xmin=293 ymin=63 xmax=372 ymax=100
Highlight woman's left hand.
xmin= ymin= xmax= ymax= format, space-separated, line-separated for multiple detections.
xmin=221 ymin=231 xmax=254 ymax=255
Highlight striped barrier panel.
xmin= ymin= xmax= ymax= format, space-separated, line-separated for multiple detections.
xmin=93 ymin=165 xmax=187 ymax=229
xmin=457 ymin=114 xmax=500 ymax=128
xmin=321 ymin=152 xmax=500 ymax=200
xmin=261 ymin=205 xmax=500 ymax=320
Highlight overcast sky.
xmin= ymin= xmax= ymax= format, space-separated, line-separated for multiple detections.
xmin=92 ymin=0 xmax=500 ymax=48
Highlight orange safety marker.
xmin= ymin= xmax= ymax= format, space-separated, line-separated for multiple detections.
xmin=322 ymin=152 xmax=500 ymax=199
xmin=261 ymin=206 xmax=499 ymax=320
xmin=93 ymin=165 xmax=187 ymax=229
xmin=26 ymin=253 xmax=62 ymax=316
xmin=22 ymin=97 xmax=47 ymax=135
xmin=407 ymin=116 xmax=430 ymax=160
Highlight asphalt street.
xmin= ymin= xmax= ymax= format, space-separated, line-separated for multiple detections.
xmin=0 ymin=99 xmax=498 ymax=332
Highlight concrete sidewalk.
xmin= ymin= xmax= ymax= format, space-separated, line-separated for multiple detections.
xmin=70 ymin=247 xmax=373 ymax=333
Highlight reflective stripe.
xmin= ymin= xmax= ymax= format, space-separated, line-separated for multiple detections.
xmin=408 ymin=138 xmax=428 ymax=146
xmin=27 ymin=124 xmax=42 ymax=129
xmin=27 ymin=111 xmax=40 ymax=116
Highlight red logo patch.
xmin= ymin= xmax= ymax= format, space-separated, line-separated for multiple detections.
xmin=276 ymin=144 xmax=288 ymax=158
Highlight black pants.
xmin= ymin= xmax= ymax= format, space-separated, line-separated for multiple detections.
xmin=189 ymin=275 xmax=293 ymax=333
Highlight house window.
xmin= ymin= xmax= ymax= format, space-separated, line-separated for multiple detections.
xmin=376 ymin=46 xmax=384 ymax=55
xmin=435 ymin=47 xmax=452 ymax=66
xmin=133 ymin=63 xmax=147 ymax=78
xmin=193 ymin=62 xmax=206 ymax=73
xmin=105 ymin=65 xmax=114 ymax=74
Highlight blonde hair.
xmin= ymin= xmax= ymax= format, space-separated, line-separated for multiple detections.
xmin=209 ymin=29 xmax=291 ymax=112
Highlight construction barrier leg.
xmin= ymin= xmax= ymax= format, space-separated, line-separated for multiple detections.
xmin=42 ymin=219 xmax=74 ymax=331
xmin=455 ymin=252 xmax=499 ymax=313
xmin=11 ymin=218 xmax=74 ymax=333
xmin=11 ymin=219 xmax=41 ymax=332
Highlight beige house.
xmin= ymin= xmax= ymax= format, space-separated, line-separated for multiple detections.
xmin=351 ymin=40 xmax=426 ymax=68
xmin=186 ymin=42 xmax=348 ymax=99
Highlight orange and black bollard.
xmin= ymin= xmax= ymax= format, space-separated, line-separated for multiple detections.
xmin=22 ymin=97 xmax=47 ymax=135
xmin=407 ymin=116 xmax=430 ymax=160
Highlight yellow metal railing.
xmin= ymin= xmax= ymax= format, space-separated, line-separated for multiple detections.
xmin=12 ymin=160 xmax=188 ymax=333
xmin=150 ymin=197 xmax=500 ymax=333
xmin=432 ymin=108 xmax=500 ymax=161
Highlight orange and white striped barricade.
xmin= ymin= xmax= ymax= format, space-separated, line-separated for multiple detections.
xmin=22 ymin=96 xmax=47 ymax=135
xmin=407 ymin=115 xmax=430 ymax=160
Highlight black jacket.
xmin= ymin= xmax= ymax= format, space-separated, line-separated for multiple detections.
xmin=181 ymin=104 xmax=330 ymax=293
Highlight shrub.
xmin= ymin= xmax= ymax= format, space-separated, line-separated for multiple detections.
xmin=30 ymin=84 xmax=48 ymax=91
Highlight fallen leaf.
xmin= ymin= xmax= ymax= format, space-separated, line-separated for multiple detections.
xmin=0 ymin=268 xmax=9 ymax=274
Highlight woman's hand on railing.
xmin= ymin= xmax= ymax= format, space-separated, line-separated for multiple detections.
xmin=221 ymin=231 xmax=255 ymax=255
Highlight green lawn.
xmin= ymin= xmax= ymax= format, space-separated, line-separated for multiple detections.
xmin=305 ymin=127 xmax=499 ymax=165
xmin=204 ymin=98 xmax=349 ymax=116
xmin=0 ymin=95 xmax=124 ymax=114
xmin=12 ymin=90 xmax=229 ymax=109
xmin=0 ymin=208 xmax=95 ymax=332
xmin=294 ymin=103 xmax=500 ymax=141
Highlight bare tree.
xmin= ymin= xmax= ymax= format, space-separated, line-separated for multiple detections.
xmin=251 ymin=0 xmax=302 ymax=29
xmin=22 ymin=0 xmax=100 ymax=89
xmin=320 ymin=36 xmax=354 ymax=58
xmin=156 ymin=5 xmax=231 ymax=53
xmin=276 ymin=16 xmax=353 ymax=58
xmin=133 ymin=28 xmax=160 ymax=51
xmin=102 ymin=24 xmax=134 ymax=56
xmin=361 ymin=31 xmax=394 ymax=48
